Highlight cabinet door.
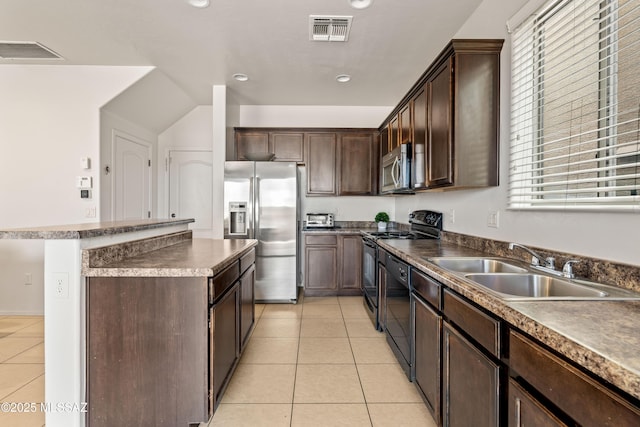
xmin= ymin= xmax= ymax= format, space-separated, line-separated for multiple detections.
xmin=239 ymin=265 xmax=255 ymax=351
xmin=399 ymin=103 xmax=412 ymax=145
xmin=236 ymin=132 xmax=269 ymax=160
xmin=338 ymin=133 xmax=375 ymax=195
xmin=389 ymin=114 xmax=400 ymax=151
xmin=270 ymin=132 xmax=304 ymax=162
xmin=428 ymin=59 xmax=454 ymax=187
xmin=412 ymin=85 xmax=428 ymax=188
xmin=508 ymin=379 xmax=568 ymax=427
xmin=380 ymin=124 xmax=390 ymax=157
xmin=339 ymin=235 xmax=362 ymax=292
xmin=443 ymin=322 xmax=501 ymax=427
xmin=305 ymin=244 xmax=338 ymax=292
xmin=413 ymin=295 xmax=442 ymax=423
xmin=213 ymin=282 xmax=240 ymax=406
xmin=306 ymin=133 xmax=337 ymax=195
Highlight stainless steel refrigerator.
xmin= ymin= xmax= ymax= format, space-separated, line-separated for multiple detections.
xmin=223 ymin=161 xmax=298 ymax=303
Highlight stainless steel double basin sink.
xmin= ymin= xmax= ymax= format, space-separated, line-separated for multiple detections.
xmin=428 ymin=257 xmax=640 ymax=301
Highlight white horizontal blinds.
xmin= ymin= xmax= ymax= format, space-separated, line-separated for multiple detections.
xmin=509 ymin=0 xmax=640 ymax=210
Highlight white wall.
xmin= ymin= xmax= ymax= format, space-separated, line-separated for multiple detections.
xmin=395 ymin=0 xmax=640 ymax=266
xmin=0 ymin=65 xmax=152 ymax=314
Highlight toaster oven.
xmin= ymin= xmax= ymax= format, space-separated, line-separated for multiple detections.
xmin=305 ymin=213 xmax=335 ymax=228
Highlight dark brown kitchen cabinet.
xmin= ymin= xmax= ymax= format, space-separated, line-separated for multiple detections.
xmin=87 ymin=277 xmax=209 ymax=427
xmin=508 ymin=379 xmax=568 ymax=427
xmin=304 ymin=233 xmax=362 ymax=296
xmin=443 ymin=321 xmax=501 ymax=427
xmin=306 ymin=133 xmax=337 ymax=195
xmin=338 ymin=133 xmax=377 ymax=195
xmin=235 ymin=129 xmax=304 ymax=162
xmin=389 ymin=114 xmax=400 ymax=151
xmin=509 ymin=330 xmax=640 ymax=427
xmin=239 ymin=263 xmax=255 ymax=352
xmin=399 ymin=103 xmax=412 ymax=146
xmin=236 ymin=131 xmax=269 ymax=160
xmin=427 ymin=60 xmax=454 ymax=188
xmin=412 ymin=85 xmax=428 ymax=189
xmin=339 ymin=234 xmax=362 ymax=292
xmin=212 ymin=280 xmax=240 ymax=406
xmin=378 ymin=39 xmax=502 ymax=192
xmin=380 ymin=124 xmax=390 ymax=157
xmin=412 ymin=283 xmax=442 ymax=423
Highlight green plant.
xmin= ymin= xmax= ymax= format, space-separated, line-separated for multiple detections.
xmin=375 ymin=212 xmax=389 ymax=223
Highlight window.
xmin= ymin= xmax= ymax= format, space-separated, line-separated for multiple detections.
xmin=509 ymin=0 xmax=640 ymax=210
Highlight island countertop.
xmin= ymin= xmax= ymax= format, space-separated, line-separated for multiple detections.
xmin=83 ymin=237 xmax=258 ymax=278
xmin=377 ymin=238 xmax=640 ymax=401
xmin=0 ymin=218 xmax=195 ymax=239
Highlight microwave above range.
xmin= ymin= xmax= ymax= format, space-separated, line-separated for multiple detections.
xmin=381 ymin=143 xmax=414 ymax=194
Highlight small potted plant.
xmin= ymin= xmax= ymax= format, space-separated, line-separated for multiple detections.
xmin=375 ymin=212 xmax=390 ymax=231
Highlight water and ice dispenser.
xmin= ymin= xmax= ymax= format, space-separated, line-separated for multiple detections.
xmin=229 ymin=202 xmax=247 ymax=234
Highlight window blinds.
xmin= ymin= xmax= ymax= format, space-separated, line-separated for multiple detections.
xmin=509 ymin=0 xmax=640 ymax=210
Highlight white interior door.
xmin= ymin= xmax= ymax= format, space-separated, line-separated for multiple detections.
xmin=168 ymin=150 xmax=213 ymax=237
xmin=113 ymin=132 xmax=151 ymax=220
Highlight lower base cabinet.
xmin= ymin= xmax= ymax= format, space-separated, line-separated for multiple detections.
xmin=508 ymin=378 xmax=568 ymax=427
xmin=304 ymin=233 xmax=362 ymax=296
xmin=442 ymin=322 xmax=502 ymax=427
xmin=212 ymin=281 xmax=240 ymax=407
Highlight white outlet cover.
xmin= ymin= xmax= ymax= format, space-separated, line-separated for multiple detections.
xmin=52 ymin=272 xmax=69 ymax=299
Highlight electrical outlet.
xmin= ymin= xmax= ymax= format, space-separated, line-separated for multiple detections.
xmin=85 ymin=206 xmax=96 ymax=218
xmin=53 ymin=272 xmax=69 ymax=299
xmin=449 ymin=209 xmax=456 ymax=224
xmin=487 ymin=210 xmax=499 ymax=228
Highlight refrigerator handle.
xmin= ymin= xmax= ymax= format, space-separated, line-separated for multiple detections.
xmin=254 ymin=177 xmax=260 ymax=241
xmin=248 ymin=176 xmax=255 ymax=239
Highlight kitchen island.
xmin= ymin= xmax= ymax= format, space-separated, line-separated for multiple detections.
xmin=0 ymin=220 xmax=257 ymax=427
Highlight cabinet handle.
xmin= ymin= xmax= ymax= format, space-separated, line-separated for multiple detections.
xmin=515 ymin=397 xmax=522 ymax=427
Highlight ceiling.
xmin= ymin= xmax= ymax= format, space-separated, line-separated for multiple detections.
xmin=0 ymin=0 xmax=484 ymax=107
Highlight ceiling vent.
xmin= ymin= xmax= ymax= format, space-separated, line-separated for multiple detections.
xmin=0 ymin=41 xmax=62 ymax=60
xmin=309 ymin=16 xmax=353 ymax=42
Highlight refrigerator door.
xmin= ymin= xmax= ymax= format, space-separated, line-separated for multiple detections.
xmin=223 ymin=162 xmax=254 ymax=239
xmin=254 ymin=162 xmax=298 ymax=302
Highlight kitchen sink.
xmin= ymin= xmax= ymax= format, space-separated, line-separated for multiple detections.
xmin=465 ymin=273 xmax=607 ymax=298
xmin=429 ymin=257 xmax=528 ymax=274
xmin=464 ymin=273 xmax=640 ymax=300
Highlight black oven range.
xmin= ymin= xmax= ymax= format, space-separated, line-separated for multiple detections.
xmin=360 ymin=210 xmax=443 ymax=331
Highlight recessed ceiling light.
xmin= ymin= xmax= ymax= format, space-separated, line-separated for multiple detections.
xmin=187 ymin=0 xmax=210 ymax=8
xmin=233 ymin=73 xmax=249 ymax=82
xmin=336 ymin=74 xmax=351 ymax=83
xmin=348 ymin=0 xmax=373 ymax=9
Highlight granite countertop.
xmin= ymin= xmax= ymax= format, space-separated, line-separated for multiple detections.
xmin=83 ymin=238 xmax=257 ymax=278
xmin=377 ymin=238 xmax=640 ymax=401
xmin=0 ymin=218 xmax=195 ymax=239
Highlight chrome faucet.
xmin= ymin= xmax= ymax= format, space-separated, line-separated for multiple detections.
xmin=508 ymin=243 xmax=555 ymax=269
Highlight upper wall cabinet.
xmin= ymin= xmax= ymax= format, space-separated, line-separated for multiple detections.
xmin=235 ymin=129 xmax=304 ymax=162
xmin=379 ymin=39 xmax=504 ymax=191
xmin=234 ymin=128 xmax=378 ymax=196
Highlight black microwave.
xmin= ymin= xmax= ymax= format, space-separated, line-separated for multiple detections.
xmin=381 ymin=143 xmax=413 ymax=194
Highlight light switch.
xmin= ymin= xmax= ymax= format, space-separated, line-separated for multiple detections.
xmin=76 ymin=176 xmax=92 ymax=189
xmin=81 ymin=157 xmax=91 ymax=169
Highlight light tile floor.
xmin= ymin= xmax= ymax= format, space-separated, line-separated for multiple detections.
xmin=210 ymin=295 xmax=437 ymax=427
xmin=0 ymin=315 xmax=45 ymax=427
xmin=0 ymin=297 xmax=439 ymax=427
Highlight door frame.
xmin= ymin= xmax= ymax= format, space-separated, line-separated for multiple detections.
xmin=111 ymin=129 xmax=152 ymax=220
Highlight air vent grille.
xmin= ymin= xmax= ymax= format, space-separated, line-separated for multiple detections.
xmin=309 ymin=16 xmax=353 ymax=42
xmin=0 ymin=41 xmax=62 ymax=59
